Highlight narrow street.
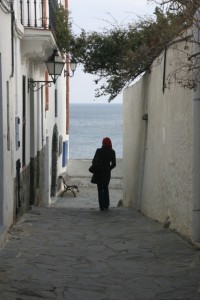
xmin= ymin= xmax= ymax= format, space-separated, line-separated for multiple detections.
xmin=0 ymin=187 xmax=200 ymax=300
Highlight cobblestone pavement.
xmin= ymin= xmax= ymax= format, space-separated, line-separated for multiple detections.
xmin=0 ymin=188 xmax=200 ymax=300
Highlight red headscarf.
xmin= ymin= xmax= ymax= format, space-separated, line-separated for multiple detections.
xmin=102 ymin=137 xmax=112 ymax=149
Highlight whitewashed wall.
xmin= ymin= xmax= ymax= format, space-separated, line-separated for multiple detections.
xmin=123 ymin=39 xmax=193 ymax=239
xmin=45 ymin=74 xmax=68 ymax=192
xmin=0 ymin=0 xmax=69 ymax=240
xmin=0 ymin=7 xmax=15 ymax=229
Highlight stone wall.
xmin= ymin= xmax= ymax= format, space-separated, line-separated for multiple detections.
xmin=64 ymin=159 xmax=123 ymax=189
xmin=14 ymin=147 xmax=46 ymax=220
xmin=14 ymin=163 xmax=30 ymax=219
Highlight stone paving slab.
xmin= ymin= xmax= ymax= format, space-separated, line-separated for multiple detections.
xmin=0 ymin=188 xmax=200 ymax=299
xmin=51 ymin=187 xmax=123 ymax=208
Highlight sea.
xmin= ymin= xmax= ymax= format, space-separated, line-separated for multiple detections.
xmin=69 ymin=103 xmax=123 ymax=159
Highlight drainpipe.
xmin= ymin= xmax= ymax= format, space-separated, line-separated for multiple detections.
xmin=43 ymin=0 xmax=47 ymax=28
xmin=192 ymin=11 xmax=200 ymax=242
xmin=66 ymin=53 xmax=70 ymax=135
xmin=10 ymin=1 xmax=14 ymax=78
xmin=65 ymin=0 xmax=70 ymax=135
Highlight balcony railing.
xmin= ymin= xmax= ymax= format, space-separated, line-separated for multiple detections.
xmin=20 ymin=0 xmax=58 ymax=38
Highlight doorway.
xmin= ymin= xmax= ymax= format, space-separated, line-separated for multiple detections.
xmin=51 ymin=124 xmax=58 ymax=196
xmin=0 ymin=54 xmax=3 ymax=225
xmin=137 ymin=114 xmax=148 ymax=211
xmin=45 ymin=137 xmax=50 ymax=204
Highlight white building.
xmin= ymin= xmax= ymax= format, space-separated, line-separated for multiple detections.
xmin=0 ymin=0 xmax=70 ymax=245
xmin=123 ymin=29 xmax=200 ymax=243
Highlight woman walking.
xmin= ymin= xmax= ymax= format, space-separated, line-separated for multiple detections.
xmin=91 ymin=137 xmax=116 ymax=211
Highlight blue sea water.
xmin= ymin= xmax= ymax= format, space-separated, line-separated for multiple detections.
xmin=69 ymin=103 xmax=123 ymax=159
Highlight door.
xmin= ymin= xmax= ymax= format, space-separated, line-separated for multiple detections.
xmin=45 ymin=137 xmax=50 ymax=205
xmin=0 ymin=54 xmax=3 ymax=224
xmin=22 ymin=76 xmax=26 ymax=167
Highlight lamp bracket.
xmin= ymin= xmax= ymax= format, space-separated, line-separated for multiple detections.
xmin=64 ymin=70 xmax=74 ymax=78
xmin=28 ymin=78 xmax=54 ymax=92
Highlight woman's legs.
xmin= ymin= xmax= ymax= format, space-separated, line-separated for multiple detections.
xmin=104 ymin=185 xmax=110 ymax=209
xmin=97 ymin=183 xmax=104 ymax=210
xmin=97 ymin=183 xmax=110 ymax=210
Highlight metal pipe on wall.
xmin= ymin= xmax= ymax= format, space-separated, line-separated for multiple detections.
xmin=10 ymin=1 xmax=14 ymax=78
xmin=192 ymin=11 xmax=200 ymax=242
xmin=65 ymin=0 xmax=70 ymax=135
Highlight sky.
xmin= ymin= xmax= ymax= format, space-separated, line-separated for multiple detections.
xmin=68 ymin=0 xmax=157 ymax=104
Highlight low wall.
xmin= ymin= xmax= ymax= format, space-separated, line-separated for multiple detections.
xmin=66 ymin=159 xmax=123 ymax=188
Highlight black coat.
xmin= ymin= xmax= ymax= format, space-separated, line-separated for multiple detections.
xmin=92 ymin=146 xmax=116 ymax=185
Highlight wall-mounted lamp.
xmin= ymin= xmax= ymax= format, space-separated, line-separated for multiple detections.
xmin=64 ymin=58 xmax=77 ymax=77
xmin=28 ymin=49 xmax=65 ymax=92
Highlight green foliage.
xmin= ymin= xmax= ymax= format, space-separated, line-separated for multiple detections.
xmin=70 ymin=7 xmax=188 ymax=101
xmin=149 ymin=0 xmax=200 ymax=14
xmin=55 ymin=3 xmax=72 ymax=53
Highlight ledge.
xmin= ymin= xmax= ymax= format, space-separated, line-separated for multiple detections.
xmin=21 ymin=28 xmax=57 ymax=62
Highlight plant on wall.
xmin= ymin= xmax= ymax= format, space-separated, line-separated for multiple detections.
xmin=55 ymin=3 xmax=72 ymax=53
xmin=55 ymin=0 xmax=200 ymax=101
xmin=70 ymin=7 xmax=188 ymax=101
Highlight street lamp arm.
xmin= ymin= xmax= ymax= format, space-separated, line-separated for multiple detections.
xmin=28 ymin=49 xmax=67 ymax=93
xmin=28 ymin=79 xmax=53 ymax=92
xmin=64 ymin=70 xmax=75 ymax=77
